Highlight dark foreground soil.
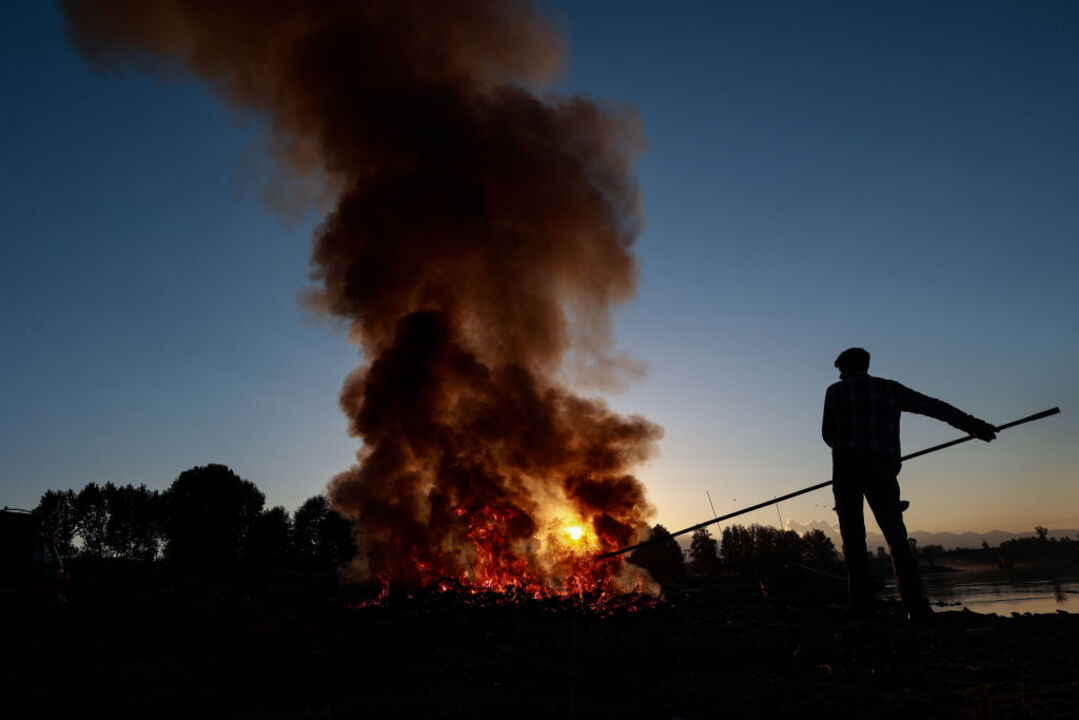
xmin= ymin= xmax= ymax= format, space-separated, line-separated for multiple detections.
xmin=3 ymin=563 xmax=1077 ymax=718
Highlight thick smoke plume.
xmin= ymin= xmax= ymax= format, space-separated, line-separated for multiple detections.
xmin=63 ymin=0 xmax=663 ymax=589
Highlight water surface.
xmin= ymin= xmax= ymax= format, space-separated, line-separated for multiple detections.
xmin=889 ymin=563 xmax=1079 ymax=615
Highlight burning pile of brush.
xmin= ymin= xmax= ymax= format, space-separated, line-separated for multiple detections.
xmin=350 ymin=576 xmax=666 ymax=617
xmin=63 ymin=0 xmax=662 ymax=601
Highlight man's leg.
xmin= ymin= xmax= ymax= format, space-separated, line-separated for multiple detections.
xmin=865 ymin=474 xmax=930 ymax=617
xmin=832 ymin=472 xmax=874 ymax=610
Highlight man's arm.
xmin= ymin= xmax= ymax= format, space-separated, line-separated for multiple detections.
xmin=895 ymin=383 xmax=996 ymax=441
xmin=822 ymin=386 xmax=836 ymax=447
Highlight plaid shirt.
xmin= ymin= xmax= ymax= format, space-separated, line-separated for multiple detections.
xmin=822 ymin=372 xmax=977 ymax=468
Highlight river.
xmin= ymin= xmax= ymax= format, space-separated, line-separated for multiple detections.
xmin=883 ymin=562 xmax=1079 ymax=615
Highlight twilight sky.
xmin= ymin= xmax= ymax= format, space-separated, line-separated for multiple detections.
xmin=2 ymin=1 xmax=1076 ymax=538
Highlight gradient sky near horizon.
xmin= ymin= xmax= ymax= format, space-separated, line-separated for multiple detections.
xmin=2 ymin=1 xmax=1076 ymax=539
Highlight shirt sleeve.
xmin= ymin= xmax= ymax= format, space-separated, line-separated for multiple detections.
xmin=822 ymin=386 xmax=835 ymax=447
xmin=894 ymin=382 xmax=977 ymax=433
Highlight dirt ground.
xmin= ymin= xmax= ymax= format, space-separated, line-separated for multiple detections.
xmin=3 ymin=563 xmax=1077 ymax=718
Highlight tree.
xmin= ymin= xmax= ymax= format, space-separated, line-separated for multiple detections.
xmin=628 ymin=524 xmax=685 ymax=583
xmin=720 ymin=524 xmax=805 ymax=574
xmin=801 ymin=529 xmax=837 ymax=565
xmin=772 ymin=528 xmax=805 ymax=567
xmin=246 ymin=506 xmax=292 ymax=566
xmin=293 ymin=495 xmax=356 ymax=568
xmin=36 ymin=483 xmax=164 ymax=560
xmin=720 ymin=524 xmax=756 ymax=574
xmin=317 ymin=505 xmax=355 ymax=567
xmin=1035 ymin=525 xmax=1049 ymax=542
xmin=103 ymin=483 xmax=162 ymax=561
xmin=33 ymin=489 xmax=78 ymax=557
xmin=688 ymin=527 xmax=721 ymax=576
xmin=293 ymin=495 xmax=329 ymax=559
xmin=75 ymin=483 xmax=109 ymax=557
xmin=162 ymin=464 xmax=264 ymax=563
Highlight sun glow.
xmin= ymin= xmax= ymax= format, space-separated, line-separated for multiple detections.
xmin=564 ymin=525 xmax=585 ymax=542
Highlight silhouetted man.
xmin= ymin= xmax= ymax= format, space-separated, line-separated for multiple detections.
xmin=822 ymin=348 xmax=996 ymax=621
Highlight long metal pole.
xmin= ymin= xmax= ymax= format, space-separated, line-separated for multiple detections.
xmin=597 ymin=406 xmax=1060 ymax=560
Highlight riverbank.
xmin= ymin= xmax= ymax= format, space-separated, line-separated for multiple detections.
xmin=3 ymin=566 xmax=1077 ymax=718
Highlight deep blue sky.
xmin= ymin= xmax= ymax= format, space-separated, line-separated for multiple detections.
xmin=2 ymin=1 xmax=1076 ymax=535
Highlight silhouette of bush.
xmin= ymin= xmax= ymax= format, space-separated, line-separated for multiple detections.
xmin=162 ymin=464 xmax=264 ymax=563
xmin=628 ymin=524 xmax=685 ymax=583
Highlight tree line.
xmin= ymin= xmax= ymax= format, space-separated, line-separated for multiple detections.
xmin=32 ymin=464 xmax=840 ymax=579
xmin=31 ymin=463 xmax=354 ymax=568
xmin=628 ymin=523 xmax=838 ymax=582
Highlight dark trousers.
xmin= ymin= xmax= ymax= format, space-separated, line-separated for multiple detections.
xmin=832 ymin=456 xmax=927 ymax=612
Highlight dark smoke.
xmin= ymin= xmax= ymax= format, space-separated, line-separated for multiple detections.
xmin=63 ymin=0 xmax=662 ymax=588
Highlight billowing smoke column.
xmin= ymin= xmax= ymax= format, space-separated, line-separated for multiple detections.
xmin=63 ymin=0 xmax=663 ymax=590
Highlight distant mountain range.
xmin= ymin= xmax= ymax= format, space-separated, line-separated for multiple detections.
xmin=783 ymin=519 xmax=1078 ymax=551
